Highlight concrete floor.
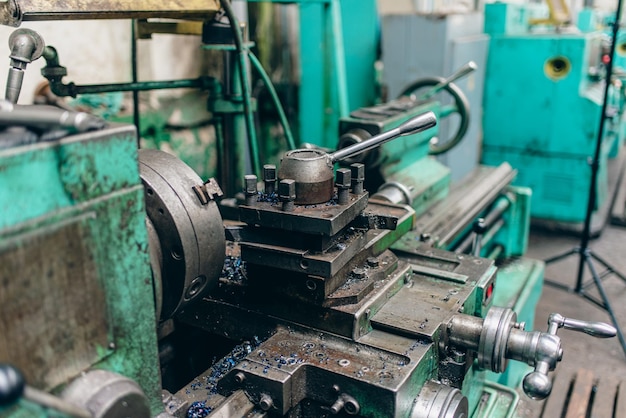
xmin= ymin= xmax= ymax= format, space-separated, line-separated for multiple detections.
xmin=515 ymin=223 xmax=626 ymax=416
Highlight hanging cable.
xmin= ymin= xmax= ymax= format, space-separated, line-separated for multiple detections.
xmin=248 ymin=51 xmax=296 ymax=150
xmin=219 ymin=0 xmax=261 ymax=176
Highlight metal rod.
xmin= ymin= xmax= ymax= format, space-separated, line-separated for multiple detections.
xmin=49 ymin=77 xmax=215 ymax=97
xmin=23 ymin=387 xmax=91 ymax=418
xmin=219 ymin=0 xmax=261 ymax=177
xmin=131 ymin=19 xmax=141 ymax=145
xmin=5 ymin=67 xmax=24 ymax=103
xmin=543 ymin=0 xmax=626 ymax=359
xmin=329 ymin=111 xmax=436 ymax=163
xmin=574 ymin=1 xmax=624 ymax=292
xmin=0 ymin=102 xmax=106 ymax=132
xmin=419 ymin=61 xmax=477 ymax=100
xmin=585 ymin=253 xmax=626 ymax=350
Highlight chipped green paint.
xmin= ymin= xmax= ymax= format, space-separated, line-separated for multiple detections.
xmin=0 ymin=124 xmax=140 ymax=229
xmin=0 ymin=126 xmax=162 ymax=416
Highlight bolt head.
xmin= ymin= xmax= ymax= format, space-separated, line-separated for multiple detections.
xmin=350 ymin=163 xmax=365 ymax=180
xmin=278 ymin=179 xmax=296 ymax=200
xmin=336 ymin=168 xmax=351 ymax=187
xmin=234 ymin=372 xmax=245 ymax=384
xmin=366 ymin=257 xmax=379 ymax=268
xmin=263 ymin=164 xmax=277 ymax=181
xmin=259 ymin=394 xmax=273 ymax=411
xmin=244 ymin=175 xmax=257 ymax=194
xmin=351 ymin=267 xmax=367 ymax=279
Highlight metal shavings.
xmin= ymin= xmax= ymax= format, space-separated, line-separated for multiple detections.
xmin=187 ymin=401 xmax=212 ymax=418
xmin=257 ymin=191 xmax=279 ymax=204
xmin=190 ymin=337 xmax=262 ymax=400
xmin=404 ymin=339 xmax=428 ymax=356
xmin=221 ymin=255 xmax=248 ymax=284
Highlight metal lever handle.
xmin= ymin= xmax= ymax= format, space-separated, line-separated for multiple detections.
xmin=329 ymin=111 xmax=437 ymax=163
xmin=522 ymin=314 xmax=616 ymax=400
xmin=418 ymin=61 xmax=477 ymax=100
xmin=0 ymin=364 xmax=91 ymax=417
xmin=0 ymin=101 xmax=107 ymax=132
xmin=548 ymin=313 xmax=617 ymax=338
xmin=471 ymin=218 xmax=487 ymax=257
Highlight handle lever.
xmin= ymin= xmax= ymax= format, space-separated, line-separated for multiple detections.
xmin=418 ymin=61 xmax=477 ymax=100
xmin=522 ymin=314 xmax=616 ymax=400
xmin=0 ymin=364 xmax=91 ymax=418
xmin=549 ymin=313 xmax=616 ymax=338
xmin=329 ymin=111 xmax=437 ymax=163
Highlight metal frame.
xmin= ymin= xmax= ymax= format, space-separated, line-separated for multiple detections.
xmin=544 ymin=0 xmax=626 ymax=359
xmin=248 ymin=0 xmax=349 ymax=148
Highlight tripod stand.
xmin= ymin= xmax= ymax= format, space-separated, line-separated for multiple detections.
xmin=544 ymin=3 xmax=626 ymax=358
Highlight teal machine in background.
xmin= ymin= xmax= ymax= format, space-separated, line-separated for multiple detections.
xmin=379 ymin=11 xmax=489 ymax=183
xmin=481 ymin=2 xmax=626 ymax=231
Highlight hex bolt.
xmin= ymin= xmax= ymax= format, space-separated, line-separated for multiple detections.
xmin=351 ymin=267 xmax=367 ymax=280
xmin=336 ymin=168 xmax=351 ymax=205
xmin=259 ymin=394 xmax=274 ymax=411
xmin=263 ymin=164 xmax=277 ymax=195
xmin=366 ymin=257 xmax=379 ymax=268
xmin=279 ymin=179 xmax=296 ymax=212
xmin=244 ymin=174 xmax=257 ymax=206
xmin=234 ymin=372 xmax=245 ymax=384
xmin=350 ymin=163 xmax=365 ymax=194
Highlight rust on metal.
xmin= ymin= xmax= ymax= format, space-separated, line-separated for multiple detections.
xmin=0 ymin=0 xmax=220 ymax=27
xmin=0 ymin=219 xmax=110 ymax=389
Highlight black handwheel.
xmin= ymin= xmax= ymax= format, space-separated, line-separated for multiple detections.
xmin=0 ymin=364 xmax=25 ymax=406
xmin=398 ymin=76 xmax=470 ymax=155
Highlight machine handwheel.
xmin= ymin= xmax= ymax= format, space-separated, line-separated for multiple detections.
xmin=398 ymin=76 xmax=470 ymax=155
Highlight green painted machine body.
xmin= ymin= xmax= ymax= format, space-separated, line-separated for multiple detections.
xmin=481 ymin=2 xmax=624 ymax=223
xmin=0 ymin=125 xmax=162 ymax=416
xmin=296 ymin=0 xmax=379 ymax=149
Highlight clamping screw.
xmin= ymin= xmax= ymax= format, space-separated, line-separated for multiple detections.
xmin=244 ymin=174 xmax=258 ymax=206
xmin=279 ymin=179 xmax=296 ymax=212
xmin=350 ymin=163 xmax=365 ymax=195
xmin=336 ymin=168 xmax=351 ymax=205
xmin=259 ymin=394 xmax=274 ymax=411
xmin=330 ymin=394 xmax=360 ymax=415
xmin=263 ymin=164 xmax=277 ymax=195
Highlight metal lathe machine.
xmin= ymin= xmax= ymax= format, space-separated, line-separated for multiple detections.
xmin=0 ymin=2 xmax=617 ymax=418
